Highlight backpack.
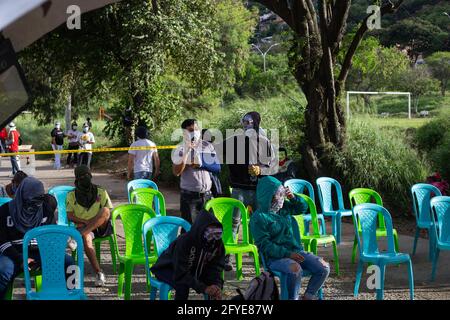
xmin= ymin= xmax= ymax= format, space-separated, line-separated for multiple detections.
xmin=231 ymin=271 xmax=279 ymax=300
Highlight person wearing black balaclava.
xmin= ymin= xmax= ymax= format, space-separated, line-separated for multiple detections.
xmin=66 ymin=165 xmax=113 ymax=287
xmin=150 ymin=210 xmax=225 ymax=300
xmin=217 ymin=111 xmax=276 ymax=272
xmin=0 ymin=177 xmax=74 ymax=300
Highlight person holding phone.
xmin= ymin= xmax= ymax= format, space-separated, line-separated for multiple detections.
xmin=250 ymin=176 xmax=330 ymax=300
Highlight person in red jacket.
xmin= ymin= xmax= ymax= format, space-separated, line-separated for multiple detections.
xmin=0 ymin=127 xmax=7 ymax=153
xmin=5 ymin=123 xmax=21 ymax=176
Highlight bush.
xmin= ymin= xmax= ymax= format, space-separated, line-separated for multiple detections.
xmin=415 ymin=115 xmax=450 ymax=153
xmin=330 ymin=120 xmax=430 ymax=213
xmin=430 ymin=133 xmax=450 ymax=182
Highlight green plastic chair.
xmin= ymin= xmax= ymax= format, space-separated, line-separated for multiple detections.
xmin=130 ymin=188 xmax=166 ymax=216
xmin=93 ymin=233 xmax=117 ymax=274
xmin=205 ymin=197 xmax=260 ymax=281
xmin=349 ymin=188 xmax=399 ymax=264
xmin=4 ymin=272 xmax=42 ymax=300
xmin=112 ymin=204 xmax=157 ymax=300
xmin=293 ymin=194 xmax=340 ymax=275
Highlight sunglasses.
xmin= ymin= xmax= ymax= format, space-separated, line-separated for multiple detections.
xmin=204 ymin=232 xmax=223 ymax=241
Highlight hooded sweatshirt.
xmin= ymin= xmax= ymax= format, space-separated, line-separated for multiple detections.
xmin=150 ymin=210 xmax=225 ymax=293
xmin=250 ymin=176 xmax=308 ymax=264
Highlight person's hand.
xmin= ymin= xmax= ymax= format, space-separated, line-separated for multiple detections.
xmin=21 ymin=258 xmax=35 ymax=270
xmin=248 ymin=165 xmax=261 ymax=176
xmin=285 ymin=187 xmax=294 ymax=200
xmin=205 ymin=285 xmax=222 ymax=300
xmin=290 ymin=252 xmax=305 ymax=263
xmin=191 ymin=163 xmax=200 ymax=169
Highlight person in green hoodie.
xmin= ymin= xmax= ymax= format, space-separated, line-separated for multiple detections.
xmin=250 ymin=176 xmax=330 ymax=300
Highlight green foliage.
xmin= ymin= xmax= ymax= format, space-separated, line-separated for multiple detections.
xmin=430 ymin=133 xmax=450 ymax=181
xmin=330 ymin=120 xmax=429 ymax=212
xmin=426 ymin=51 xmax=450 ymax=96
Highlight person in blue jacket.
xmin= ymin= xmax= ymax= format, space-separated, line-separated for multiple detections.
xmin=250 ymin=176 xmax=330 ymax=300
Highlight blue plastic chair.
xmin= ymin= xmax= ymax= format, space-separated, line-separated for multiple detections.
xmin=143 ymin=216 xmax=191 ymax=300
xmin=352 ymin=204 xmax=414 ymax=300
xmin=23 ymin=225 xmax=86 ymax=300
xmin=48 ymin=186 xmax=75 ymax=226
xmin=127 ymin=179 xmax=159 ymax=214
xmin=430 ymin=196 xmax=450 ymax=281
xmin=257 ymin=216 xmax=323 ymax=300
xmin=316 ymin=177 xmax=352 ymax=244
xmin=411 ymin=184 xmax=442 ymax=260
xmin=284 ymin=179 xmax=326 ymax=235
xmin=0 ymin=197 xmax=11 ymax=206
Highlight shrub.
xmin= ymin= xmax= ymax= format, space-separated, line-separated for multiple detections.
xmin=415 ymin=115 xmax=450 ymax=153
xmin=330 ymin=120 xmax=430 ymax=214
xmin=430 ymin=133 xmax=450 ymax=181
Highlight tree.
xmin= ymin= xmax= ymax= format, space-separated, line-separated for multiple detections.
xmin=393 ymin=65 xmax=439 ymax=113
xmin=254 ymin=0 xmax=405 ymax=178
xmin=427 ymin=51 xmax=450 ymax=96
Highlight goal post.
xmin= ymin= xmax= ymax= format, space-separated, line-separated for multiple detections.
xmin=346 ymin=91 xmax=412 ymax=119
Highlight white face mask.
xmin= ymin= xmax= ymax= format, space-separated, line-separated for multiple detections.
xmin=190 ymin=130 xmax=201 ymax=142
xmin=55 ymin=125 xmax=61 ymax=129
xmin=83 ymin=127 xmax=89 ymax=133
xmin=72 ymin=126 xmax=77 ymax=130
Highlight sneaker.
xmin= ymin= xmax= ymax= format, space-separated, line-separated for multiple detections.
xmin=67 ymin=238 xmax=77 ymax=251
xmin=224 ymin=255 xmax=233 ymax=272
xmin=95 ymin=272 xmax=106 ymax=287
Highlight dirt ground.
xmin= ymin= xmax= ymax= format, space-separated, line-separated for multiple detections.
xmin=2 ymin=157 xmax=450 ymax=300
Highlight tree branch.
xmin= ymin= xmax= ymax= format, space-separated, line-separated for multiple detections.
xmin=337 ymin=0 xmax=404 ymax=90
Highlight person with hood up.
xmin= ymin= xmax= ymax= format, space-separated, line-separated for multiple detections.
xmin=150 ymin=210 xmax=225 ymax=300
xmin=0 ymin=177 xmax=74 ymax=299
xmin=250 ymin=176 xmax=330 ymax=300
xmin=66 ymin=165 xmax=113 ymax=287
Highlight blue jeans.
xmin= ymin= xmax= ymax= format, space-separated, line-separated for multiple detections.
xmin=0 ymin=253 xmax=74 ymax=300
xmin=230 ymin=188 xmax=257 ymax=237
xmin=10 ymin=156 xmax=20 ymax=175
xmin=268 ymin=251 xmax=330 ymax=300
xmin=134 ymin=171 xmax=152 ymax=180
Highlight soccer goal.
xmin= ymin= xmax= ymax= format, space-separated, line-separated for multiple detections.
xmin=346 ymin=91 xmax=412 ymax=119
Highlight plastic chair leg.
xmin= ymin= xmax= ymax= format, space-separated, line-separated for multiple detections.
xmin=149 ymin=287 xmax=157 ymax=300
xmin=160 ymin=286 xmax=171 ymax=300
xmin=235 ymin=253 xmax=243 ymax=280
xmin=311 ymin=239 xmax=318 ymax=255
xmin=251 ymin=249 xmax=261 ymax=277
xmin=319 ymin=215 xmax=326 ymax=235
xmin=94 ymin=241 xmax=101 ymax=264
xmin=279 ymin=274 xmax=289 ymax=300
xmin=376 ymin=264 xmax=386 ymax=300
xmin=34 ymin=275 xmax=42 ymax=292
xmin=124 ymin=261 xmax=134 ymax=300
xmin=108 ymin=237 xmax=117 ymax=274
xmin=354 ymin=260 xmax=363 ymax=297
xmin=431 ymin=248 xmax=440 ymax=281
xmin=407 ymin=259 xmax=414 ymax=300
xmin=318 ymin=287 xmax=323 ymax=300
xmin=331 ymin=217 xmax=337 ymax=242
xmin=4 ymin=280 xmax=14 ymax=300
xmin=393 ymin=231 xmax=399 ymax=252
xmin=428 ymin=229 xmax=435 ymax=261
xmin=117 ymin=262 xmax=125 ymax=297
xmin=332 ymin=240 xmax=340 ymax=276
xmin=336 ymin=215 xmax=342 ymax=244
xmin=412 ymin=227 xmax=419 ymax=256
xmin=351 ymin=236 xmax=358 ymax=264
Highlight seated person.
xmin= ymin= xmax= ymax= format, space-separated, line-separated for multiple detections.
xmin=66 ymin=165 xmax=113 ymax=287
xmin=250 ymin=176 xmax=330 ymax=300
xmin=150 ymin=210 xmax=225 ymax=300
xmin=0 ymin=177 xmax=74 ymax=300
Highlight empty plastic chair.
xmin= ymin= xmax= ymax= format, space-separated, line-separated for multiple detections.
xmin=352 ymin=203 xmax=414 ymax=300
xmin=143 ymin=216 xmax=191 ymax=300
xmin=112 ymin=204 xmax=157 ymax=300
xmin=23 ymin=225 xmax=86 ymax=300
xmin=48 ymin=186 xmax=75 ymax=226
xmin=130 ymin=188 xmax=166 ymax=216
xmin=430 ymin=196 xmax=450 ymax=281
xmin=316 ymin=177 xmax=352 ymax=244
xmin=127 ymin=179 xmax=159 ymax=213
xmin=411 ymin=183 xmax=442 ymax=260
xmin=284 ymin=179 xmax=326 ymax=235
xmin=349 ymin=188 xmax=399 ymax=263
xmin=205 ymin=197 xmax=260 ymax=280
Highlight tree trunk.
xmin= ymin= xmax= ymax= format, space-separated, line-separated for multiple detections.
xmin=65 ymin=94 xmax=72 ymax=132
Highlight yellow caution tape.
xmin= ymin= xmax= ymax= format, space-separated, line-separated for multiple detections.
xmin=0 ymin=145 xmax=177 ymax=157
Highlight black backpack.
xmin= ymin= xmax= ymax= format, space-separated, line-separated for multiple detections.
xmin=231 ymin=271 xmax=279 ymax=300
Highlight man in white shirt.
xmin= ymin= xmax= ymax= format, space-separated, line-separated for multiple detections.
xmin=66 ymin=122 xmax=81 ymax=168
xmin=127 ymin=126 xmax=160 ymax=180
xmin=78 ymin=124 xmax=95 ymax=169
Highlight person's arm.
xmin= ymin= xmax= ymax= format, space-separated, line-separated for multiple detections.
xmin=88 ymin=134 xmax=95 ymax=144
xmin=250 ymin=214 xmax=292 ymax=261
xmin=172 ymin=145 xmax=193 ymax=176
xmin=201 ymin=245 xmax=225 ymax=289
xmin=281 ymin=193 xmax=309 ymax=216
xmin=0 ymin=213 xmax=23 ymax=267
xmin=67 ymin=211 xmax=89 ymax=226
xmin=153 ymin=151 xmax=160 ymax=178
xmin=50 ymin=130 xmax=56 ymax=146
xmin=127 ymin=153 xmax=135 ymax=180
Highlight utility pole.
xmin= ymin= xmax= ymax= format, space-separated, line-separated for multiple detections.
xmin=251 ymin=43 xmax=279 ymax=72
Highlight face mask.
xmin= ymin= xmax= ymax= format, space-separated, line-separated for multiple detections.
xmin=270 ymin=186 xmax=286 ymax=213
xmin=83 ymin=127 xmax=89 ymax=133
xmin=55 ymin=125 xmax=61 ymax=130
xmin=77 ymin=175 xmax=92 ymax=189
xmin=241 ymin=114 xmax=254 ymax=131
xmin=72 ymin=126 xmax=77 ymax=130
xmin=190 ymin=130 xmax=201 ymax=142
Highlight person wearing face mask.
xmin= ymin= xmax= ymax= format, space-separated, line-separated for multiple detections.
xmin=66 ymin=165 xmax=113 ymax=287
xmin=0 ymin=176 xmax=75 ymax=300
xmin=150 ymin=209 xmax=225 ymax=300
xmin=250 ymin=176 xmax=330 ymax=300
xmin=51 ymin=121 xmax=66 ymax=170
xmin=217 ymin=111 xmax=276 ymax=271
xmin=172 ymin=119 xmax=219 ymax=225
xmin=66 ymin=122 xmax=81 ymax=168
xmin=78 ymin=124 xmax=95 ymax=169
